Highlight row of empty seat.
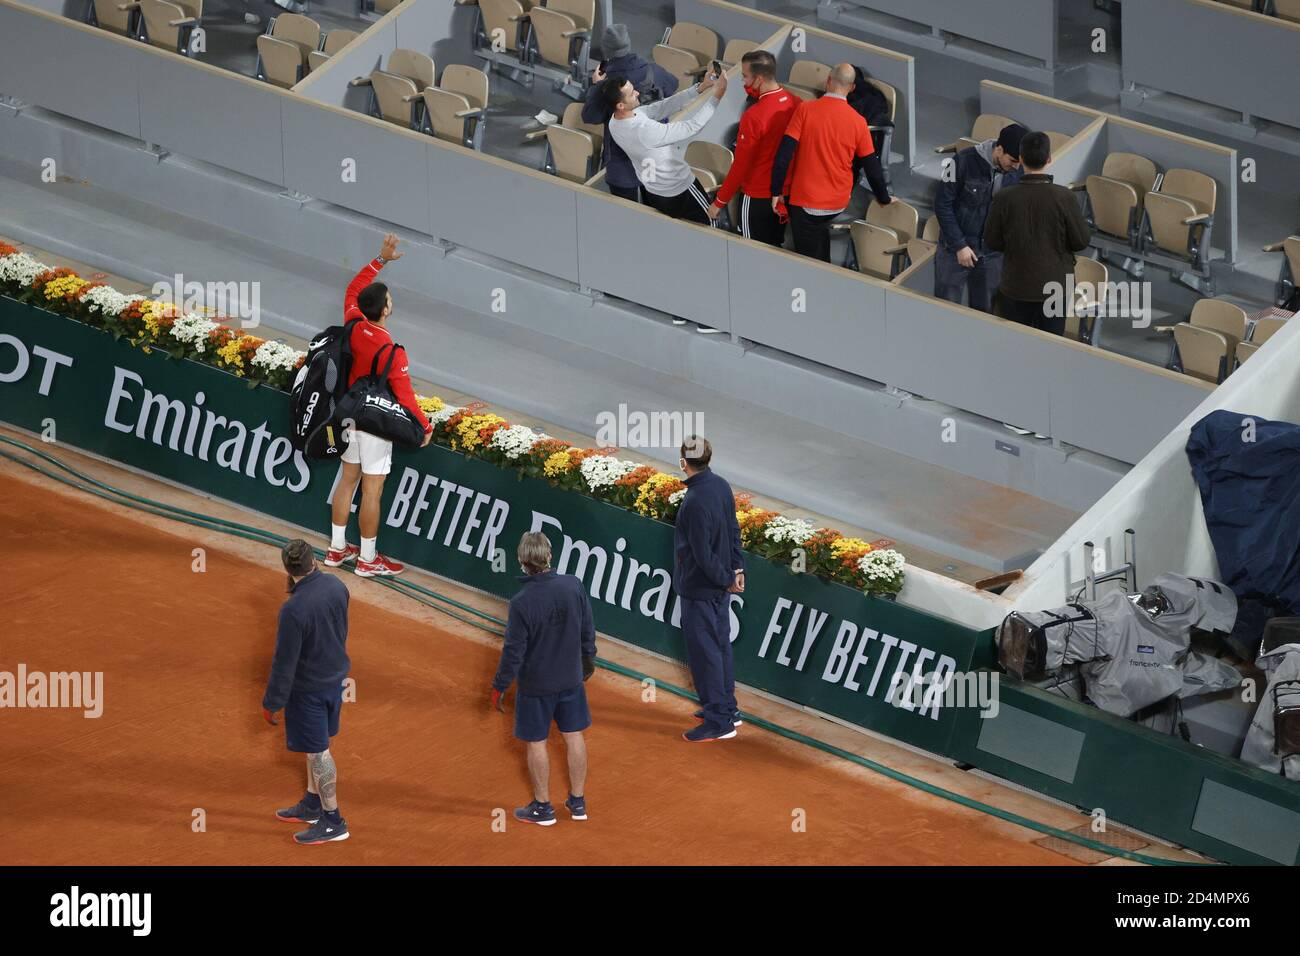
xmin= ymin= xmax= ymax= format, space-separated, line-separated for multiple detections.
xmin=87 ymin=0 xmax=201 ymax=56
xmin=469 ymin=0 xmax=594 ymax=97
xmin=1073 ymin=151 xmax=1217 ymax=283
xmin=1172 ymin=300 xmax=1288 ymax=382
xmin=351 ymin=49 xmax=490 ymax=149
xmin=934 ymin=113 xmax=1069 ymax=158
xmin=256 ymin=15 xmax=360 ymax=89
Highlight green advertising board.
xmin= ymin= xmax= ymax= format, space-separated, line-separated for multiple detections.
xmin=0 ymin=297 xmax=987 ymax=757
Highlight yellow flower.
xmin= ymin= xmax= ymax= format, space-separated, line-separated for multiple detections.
xmin=216 ymin=337 xmax=245 ymax=371
xmin=43 ymin=275 xmax=89 ymax=301
xmin=416 ymin=394 xmax=444 ymax=415
xmin=452 ymin=413 xmax=507 ymax=451
xmin=634 ymin=472 xmax=685 ymax=518
xmin=830 ymin=537 xmax=873 ymax=558
xmin=544 ymin=451 xmax=574 ymax=478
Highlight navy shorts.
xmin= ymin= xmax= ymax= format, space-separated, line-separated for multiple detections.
xmin=284 ymin=684 xmax=344 ymax=753
xmin=514 ymin=684 xmax=591 ymax=742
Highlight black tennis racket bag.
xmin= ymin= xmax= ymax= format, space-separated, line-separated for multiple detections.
xmin=333 ymin=343 xmax=427 ymax=450
xmin=290 ymin=316 xmax=361 ymax=459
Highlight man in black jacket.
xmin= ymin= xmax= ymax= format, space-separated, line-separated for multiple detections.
xmin=263 ymin=539 xmax=352 ymax=845
xmin=491 ymin=532 xmax=597 ymax=826
xmin=983 ymin=131 xmax=1092 ymax=335
xmin=674 ymin=436 xmax=745 ymax=742
xmin=933 ymin=123 xmax=1025 ymax=313
xmin=581 ymin=23 xmax=679 ymax=203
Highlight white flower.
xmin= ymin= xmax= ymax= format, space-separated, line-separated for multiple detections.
xmin=0 ymin=252 xmax=49 ymax=288
xmin=668 ymin=489 xmax=687 ymax=506
xmin=490 ymin=424 xmax=549 ymax=460
xmin=578 ymin=454 xmax=638 ymax=491
xmin=427 ymin=404 xmax=462 ymax=427
xmin=858 ymin=549 xmax=906 ymax=581
xmin=168 ymin=313 xmax=221 ymax=354
xmin=80 ymin=286 xmax=144 ymax=317
xmin=251 ymin=340 xmax=304 ymax=373
xmin=763 ymin=515 xmax=816 ymax=545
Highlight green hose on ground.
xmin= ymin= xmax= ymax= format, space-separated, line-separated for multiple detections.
xmin=0 ymin=434 xmax=1212 ymax=866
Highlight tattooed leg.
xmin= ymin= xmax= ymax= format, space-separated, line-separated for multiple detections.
xmin=309 ymin=750 xmax=338 ymax=812
xmin=306 ymin=755 xmax=319 ymax=796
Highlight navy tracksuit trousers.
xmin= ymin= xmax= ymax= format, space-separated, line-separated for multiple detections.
xmin=681 ymin=593 xmax=736 ymax=733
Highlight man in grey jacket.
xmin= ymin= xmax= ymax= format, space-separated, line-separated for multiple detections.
xmin=603 ymin=68 xmax=728 ymax=223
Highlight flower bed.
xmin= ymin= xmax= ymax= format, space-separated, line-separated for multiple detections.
xmin=0 ymin=243 xmax=905 ymax=595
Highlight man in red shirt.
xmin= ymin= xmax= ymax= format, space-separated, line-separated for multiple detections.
xmin=769 ymin=63 xmax=892 ymax=262
xmin=707 ymin=50 xmax=798 ymax=247
xmin=325 ymin=233 xmax=432 ymax=578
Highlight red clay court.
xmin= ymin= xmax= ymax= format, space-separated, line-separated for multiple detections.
xmin=0 ymin=462 xmax=1094 ymax=866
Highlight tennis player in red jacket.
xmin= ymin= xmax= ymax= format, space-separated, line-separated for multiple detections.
xmin=324 ymin=234 xmax=432 ymax=578
xmin=707 ymin=50 xmax=798 ymax=246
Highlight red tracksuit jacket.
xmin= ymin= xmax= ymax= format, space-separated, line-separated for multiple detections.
xmin=342 ymin=258 xmax=432 ymax=435
xmin=714 ymin=85 xmax=799 ymax=207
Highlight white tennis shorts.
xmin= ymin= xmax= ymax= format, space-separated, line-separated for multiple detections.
xmin=341 ymin=429 xmax=393 ymax=475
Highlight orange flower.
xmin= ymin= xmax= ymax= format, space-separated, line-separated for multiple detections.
xmin=0 ymin=242 xmax=17 ymax=257
xmin=616 ymin=465 xmax=657 ymax=488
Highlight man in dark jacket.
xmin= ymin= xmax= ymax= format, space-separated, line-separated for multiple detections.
xmin=983 ymin=131 xmax=1092 ymax=335
xmin=674 ymin=436 xmax=745 ymax=742
xmin=582 ymin=23 xmax=679 ymax=203
xmin=491 ymin=532 xmax=597 ymax=826
xmin=933 ymin=123 xmax=1026 ymax=313
xmin=263 ymin=539 xmax=352 ymax=845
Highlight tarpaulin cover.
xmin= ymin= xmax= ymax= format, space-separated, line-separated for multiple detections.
xmin=1186 ymin=410 xmax=1300 ymax=616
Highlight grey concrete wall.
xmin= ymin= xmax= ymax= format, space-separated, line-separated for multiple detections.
xmin=828 ymin=0 xmax=1057 ymax=65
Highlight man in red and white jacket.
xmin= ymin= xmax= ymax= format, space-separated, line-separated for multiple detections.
xmin=325 ymin=233 xmax=432 ymax=578
xmin=707 ymin=50 xmax=798 ymax=246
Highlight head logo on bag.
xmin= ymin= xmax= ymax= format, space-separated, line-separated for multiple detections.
xmin=334 ymin=343 xmax=427 ymax=450
xmin=289 ymin=317 xmax=362 ymax=459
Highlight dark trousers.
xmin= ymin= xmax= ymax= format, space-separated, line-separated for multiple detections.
xmin=643 ymin=179 xmax=712 ymax=225
xmin=934 ymin=248 xmax=1002 ymax=314
xmin=788 ymin=205 xmax=839 ymax=262
xmin=609 ymin=182 xmax=642 ymax=203
xmin=996 ymin=291 xmax=1066 ymax=336
xmin=680 ymin=594 xmax=736 ymax=733
xmin=738 ymin=193 xmax=786 ymax=246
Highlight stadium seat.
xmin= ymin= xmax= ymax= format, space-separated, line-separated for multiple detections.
xmin=1067 ymin=256 xmax=1108 ymax=345
xmin=862 ymin=75 xmax=897 ymax=181
xmin=846 ymin=198 xmax=919 ymax=279
xmin=353 ymin=50 xmax=436 ymax=128
xmin=1250 ymin=315 xmax=1286 ymax=343
xmin=1172 ymin=323 xmax=1231 ymax=382
xmin=652 ymin=44 xmax=703 ymax=93
xmin=1141 ymin=168 xmax=1216 ymax=273
xmin=662 ymin=22 xmax=719 ymax=70
xmin=1189 ymin=299 xmax=1247 ymax=360
xmin=686 ymin=140 xmax=734 ymax=198
xmin=1079 ymin=151 xmax=1158 ymax=248
xmin=527 ymin=0 xmax=594 ymax=86
xmin=308 ymin=29 xmax=361 ymax=73
xmin=1045 ymin=130 xmax=1071 ymax=155
xmin=544 ymin=125 xmax=596 ymax=182
xmin=1263 ymin=235 xmax=1300 ymax=308
xmin=786 ymin=60 xmax=830 ymax=101
xmin=477 ymin=0 xmax=533 ymax=57
xmin=921 ymin=216 xmax=941 ymax=244
xmin=89 ymin=0 xmax=137 ymax=36
xmin=525 ymin=102 xmax=601 ymax=173
xmin=720 ymin=38 xmax=760 ymax=69
xmin=255 ymin=14 xmax=320 ymax=88
xmin=422 ymin=65 xmax=490 ymax=149
xmin=934 ymin=114 xmax=1016 ymax=154
xmin=124 ymin=0 xmax=202 ymax=56
xmin=1235 ymin=340 xmax=1259 ymax=367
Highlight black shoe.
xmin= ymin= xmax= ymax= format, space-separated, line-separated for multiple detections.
xmin=694 ymin=708 xmax=743 ymax=727
xmin=565 ymin=794 xmax=587 ymax=821
xmin=683 ymin=722 xmax=737 ymax=742
xmin=293 ymin=816 xmax=349 ymax=844
xmin=275 ymin=799 xmax=321 ymax=824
